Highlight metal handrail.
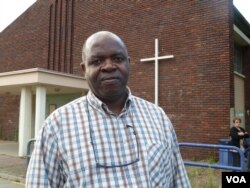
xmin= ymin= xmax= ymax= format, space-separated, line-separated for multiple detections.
xmin=179 ymin=142 xmax=246 ymax=172
xmin=26 ymin=138 xmax=36 ymax=166
xmin=26 ymin=140 xmax=246 ymax=171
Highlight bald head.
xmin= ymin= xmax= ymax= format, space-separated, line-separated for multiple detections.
xmin=82 ymin=31 xmax=128 ymax=64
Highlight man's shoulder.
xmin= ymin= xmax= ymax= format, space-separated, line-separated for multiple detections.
xmin=43 ymin=96 xmax=86 ymax=127
xmin=62 ymin=95 xmax=86 ymax=107
xmin=132 ymin=95 xmax=154 ymax=105
xmin=49 ymin=96 xmax=87 ymax=117
xmin=131 ymin=95 xmax=162 ymax=111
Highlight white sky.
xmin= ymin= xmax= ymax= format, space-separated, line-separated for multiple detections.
xmin=0 ymin=0 xmax=250 ymax=32
xmin=0 ymin=0 xmax=36 ymax=32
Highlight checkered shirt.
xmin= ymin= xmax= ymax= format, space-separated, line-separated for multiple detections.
xmin=26 ymin=90 xmax=190 ymax=188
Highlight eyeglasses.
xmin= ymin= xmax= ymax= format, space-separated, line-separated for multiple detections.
xmin=90 ymin=124 xmax=139 ymax=168
xmin=86 ymin=100 xmax=140 ymax=168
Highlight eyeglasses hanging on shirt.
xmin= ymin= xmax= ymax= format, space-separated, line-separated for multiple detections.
xmin=86 ymin=99 xmax=140 ymax=168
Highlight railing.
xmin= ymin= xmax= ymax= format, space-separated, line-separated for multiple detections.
xmin=179 ymin=142 xmax=246 ymax=172
xmin=26 ymin=138 xmax=36 ymax=166
xmin=26 ymin=140 xmax=247 ymax=171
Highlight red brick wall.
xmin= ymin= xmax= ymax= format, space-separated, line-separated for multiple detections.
xmin=0 ymin=95 xmax=20 ymax=141
xmin=0 ymin=0 xmax=236 ymax=159
xmin=73 ymin=0 xmax=233 ymax=146
xmin=0 ymin=0 xmax=50 ymax=72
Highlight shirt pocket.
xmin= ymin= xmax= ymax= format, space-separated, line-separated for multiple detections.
xmin=147 ymin=142 xmax=174 ymax=188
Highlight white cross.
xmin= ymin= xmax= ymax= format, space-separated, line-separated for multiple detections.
xmin=140 ymin=39 xmax=174 ymax=106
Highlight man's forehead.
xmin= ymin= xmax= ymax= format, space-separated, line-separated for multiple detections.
xmin=83 ymin=31 xmax=128 ymax=62
xmin=86 ymin=34 xmax=120 ymax=48
xmin=87 ymin=47 xmax=126 ymax=60
xmin=87 ymin=38 xmax=126 ymax=55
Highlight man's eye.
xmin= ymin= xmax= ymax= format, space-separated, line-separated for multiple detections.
xmin=113 ymin=56 xmax=124 ymax=63
xmin=92 ymin=59 xmax=102 ymax=65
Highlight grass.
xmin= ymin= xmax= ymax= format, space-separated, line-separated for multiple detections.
xmin=187 ymin=166 xmax=222 ymax=188
xmin=186 ymin=157 xmax=222 ymax=188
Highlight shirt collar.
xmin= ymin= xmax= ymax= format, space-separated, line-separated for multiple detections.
xmin=86 ymin=87 xmax=132 ymax=115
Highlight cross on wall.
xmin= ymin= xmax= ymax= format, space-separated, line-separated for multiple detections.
xmin=140 ymin=39 xmax=174 ymax=106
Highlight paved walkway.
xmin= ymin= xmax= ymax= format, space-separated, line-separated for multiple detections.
xmin=0 ymin=141 xmax=26 ymax=184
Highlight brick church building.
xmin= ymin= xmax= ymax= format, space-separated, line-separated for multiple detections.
xmin=0 ymin=0 xmax=250 ymax=157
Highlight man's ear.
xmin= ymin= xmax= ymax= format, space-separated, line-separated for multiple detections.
xmin=80 ymin=63 xmax=86 ymax=77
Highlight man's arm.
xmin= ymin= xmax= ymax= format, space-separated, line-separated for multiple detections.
xmin=160 ymin=109 xmax=191 ymax=188
xmin=26 ymin=123 xmax=63 ymax=188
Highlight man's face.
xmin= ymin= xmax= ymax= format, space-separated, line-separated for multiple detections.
xmin=82 ymin=35 xmax=130 ymax=101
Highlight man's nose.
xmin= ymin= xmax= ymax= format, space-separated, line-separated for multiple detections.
xmin=101 ymin=58 xmax=116 ymax=70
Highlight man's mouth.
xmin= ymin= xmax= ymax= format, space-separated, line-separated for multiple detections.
xmin=101 ymin=77 xmax=120 ymax=85
xmin=101 ymin=76 xmax=119 ymax=81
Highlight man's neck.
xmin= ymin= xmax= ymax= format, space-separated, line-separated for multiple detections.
xmin=102 ymin=92 xmax=128 ymax=115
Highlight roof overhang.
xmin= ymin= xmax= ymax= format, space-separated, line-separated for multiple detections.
xmin=233 ymin=5 xmax=250 ymax=39
xmin=0 ymin=68 xmax=88 ymax=95
xmin=234 ymin=24 xmax=250 ymax=46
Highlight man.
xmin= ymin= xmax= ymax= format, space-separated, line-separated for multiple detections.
xmin=26 ymin=31 xmax=190 ymax=187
